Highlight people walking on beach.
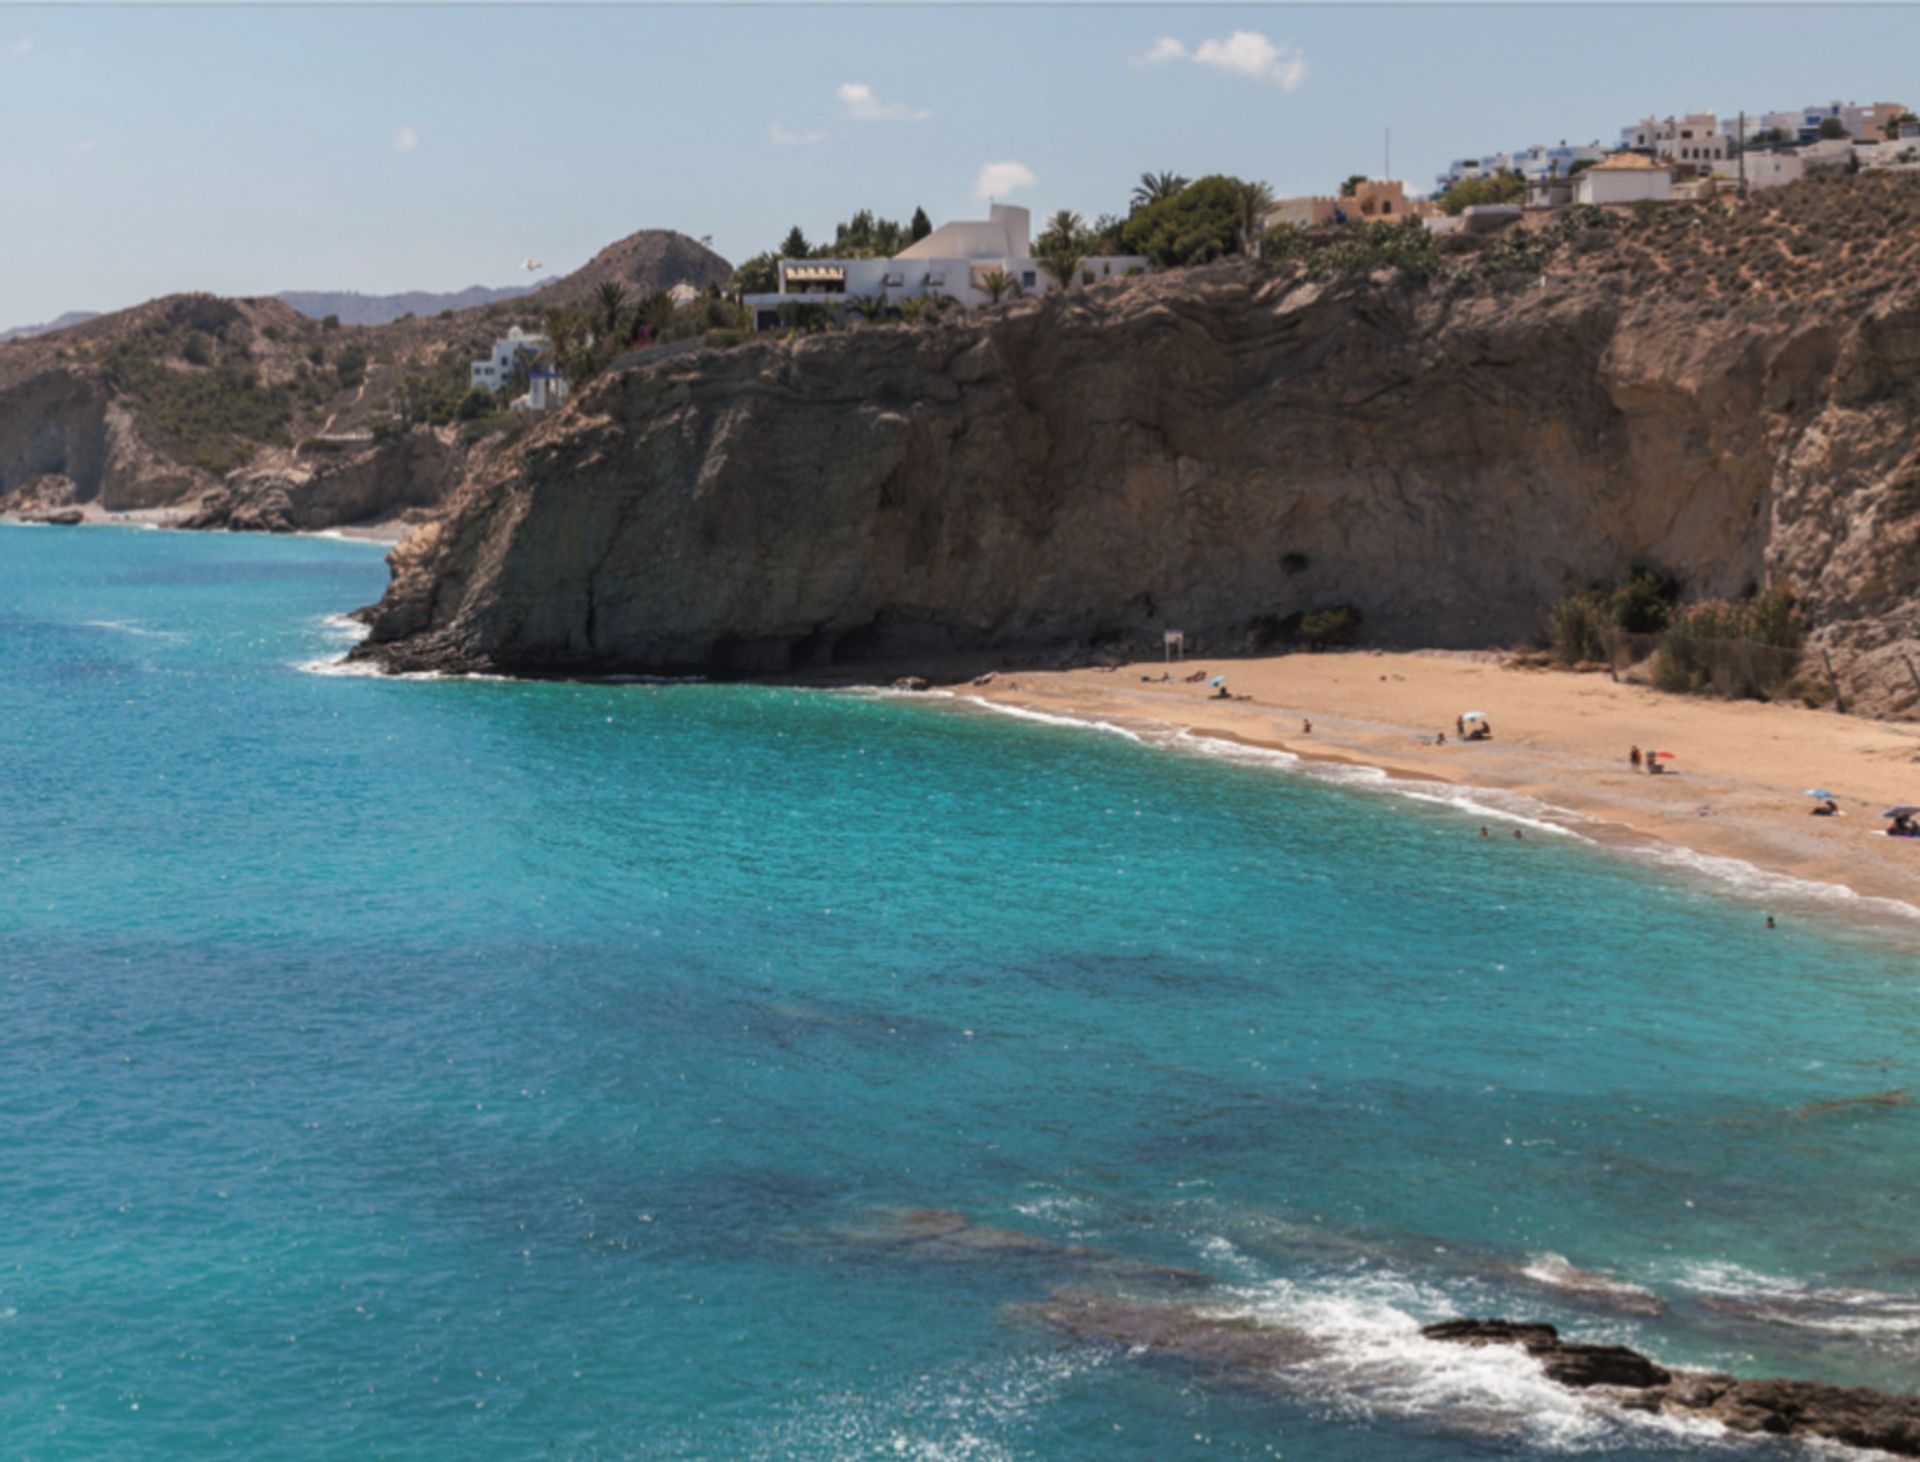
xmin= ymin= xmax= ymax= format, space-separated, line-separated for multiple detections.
xmin=1630 ymin=744 xmax=1642 ymax=769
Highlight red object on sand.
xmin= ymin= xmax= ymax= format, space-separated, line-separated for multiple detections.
xmin=1653 ymin=751 xmax=1677 ymax=759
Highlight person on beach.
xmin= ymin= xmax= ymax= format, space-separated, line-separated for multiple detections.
xmin=1456 ymin=715 xmax=1465 ymax=737
xmin=1766 ymin=915 xmax=1776 ymax=929
xmin=1630 ymin=745 xmax=1642 ymax=769
xmin=1513 ymin=828 xmax=1524 ymax=840
xmin=1811 ymin=798 xmax=1839 ymax=817
xmin=1302 ymin=718 xmax=1313 ymax=734
xmin=1479 ymin=826 xmax=1490 ymax=838
xmin=1213 ymin=684 xmax=1231 ymax=699
xmin=1435 ymin=732 xmax=1446 ymax=746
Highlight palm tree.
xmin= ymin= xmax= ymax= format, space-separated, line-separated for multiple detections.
xmin=1041 ymin=209 xmax=1084 ymax=249
xmin=1234 ymin=180 xmax=1276 ymax=258
xmin=1039 ymin=241 xmax=1086 ymax=296
xmin=1130 ymin=171 xmax=1189 ymax=212
xmin=596 ymin=281 xmax=629 ymax=338
xmin=977 ymin=268 xmax=1013 ymax=305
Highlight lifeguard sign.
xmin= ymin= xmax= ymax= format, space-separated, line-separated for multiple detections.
xmin=1164 ymin=630 xmax=1185 ymax=662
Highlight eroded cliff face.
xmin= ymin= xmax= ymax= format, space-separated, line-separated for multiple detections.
xmin=352 ymin=261 xmax=1920 ymax=713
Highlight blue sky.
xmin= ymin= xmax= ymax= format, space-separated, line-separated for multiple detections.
xmin=2 ymin=4 xmax=1917 ymax=326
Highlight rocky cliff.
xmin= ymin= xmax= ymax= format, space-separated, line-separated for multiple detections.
xmin=352 ymin=192 xmax=1920 ymax=714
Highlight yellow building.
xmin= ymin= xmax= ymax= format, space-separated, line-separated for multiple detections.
xmin=1263 ymin=179 xmax=1430 ymax=229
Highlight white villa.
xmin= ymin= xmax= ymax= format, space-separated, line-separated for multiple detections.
xmin=1573 ymin=152 xmax=1674 ymax=206
xmin=471 ymin=326 xmax=549 ymax=393
xmin=744 ymin=204 xmax=1151 ymax=330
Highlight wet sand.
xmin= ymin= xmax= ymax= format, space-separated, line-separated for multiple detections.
xmin=958 ymin=649 xmax=1920 ymax=917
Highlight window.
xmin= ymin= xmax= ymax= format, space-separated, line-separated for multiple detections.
xmin=1022 ymin=271 xmax=1036 ymax=288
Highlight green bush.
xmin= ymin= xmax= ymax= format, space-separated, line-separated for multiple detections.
xmin=1548 ymin=590 xmax=1609 ymax=663
xmin=1648 ymin=591 xmax=1804 ymax=699
xmin=1121 ymin=175 xmax=1249 ymax=266
xmin=455 ymin=386 xmax=495 ymax=421
xmin=1608 ymin=565 xmax=1678 ymax=633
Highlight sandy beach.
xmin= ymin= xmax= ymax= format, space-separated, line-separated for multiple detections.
xmin=959 ymin=649 xmax=1920 ymax=918
xmin=0 ymin=505 xmax=410 ymax=542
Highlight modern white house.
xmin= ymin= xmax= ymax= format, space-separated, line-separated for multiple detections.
xmin=1436 ymin=141 xmax=1607 ymax=190
xmin=1573 ymin=152 xmax=1674 ymax=206
xmin=471 ymin=326 xmax=548 ymax=393
xmin=743 ymin=204 xmax=1152 ymax=330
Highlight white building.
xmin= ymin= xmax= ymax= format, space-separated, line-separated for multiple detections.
xmin=1740 ymin=151 xmax=1805 ymax=190
xmin=743 ymin=204 xmax=1152 ymax=329
xmin=1436 ymin=141 xmax=1606 ymax=190
xmin=1574 ymin=152 xmax=1674 ymax=206
xmin=471 ymin=325 xmax=548 ymax=392
xmin=1619 ymin=113 xmax=1728 ymax=169
xmin=516 ymin=368 xmax=569 ymax=412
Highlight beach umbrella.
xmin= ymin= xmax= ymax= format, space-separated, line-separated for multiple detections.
xmin=1209 ymin=675 xmax=1228 ymax=687
xmin=1461 ymin=711 xmax=1486 ymax=721
xmin=1883 ymin=805 xmax=1920 ymax=818
xmin=1653 ymin=751 xmax=1677 ymax=759
xmin=1804 ymin=789 xmax=1838 ymax=799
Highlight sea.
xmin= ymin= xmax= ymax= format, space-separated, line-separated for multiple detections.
xmin=3 ymin=522 xmax=1918 ymax=1459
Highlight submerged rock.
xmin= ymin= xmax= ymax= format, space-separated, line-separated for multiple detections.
xmin=1509 ymin=1252 xmax=1668 ymax=1318
xmin=826 ymin=1207 xmax=1208 ymax=1287
xmin=1019 ymin=1289 xmax=1324 ymax=1375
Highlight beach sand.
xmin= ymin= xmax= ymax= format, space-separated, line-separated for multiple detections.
xmin=1 ymin=504 xmax=410 ymax=542
xmin=958 ymin=649 xmax=1920 ymax=916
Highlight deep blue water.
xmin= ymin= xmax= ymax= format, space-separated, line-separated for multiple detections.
xmin=3 ymin=523 xmax=1919 ymax=1459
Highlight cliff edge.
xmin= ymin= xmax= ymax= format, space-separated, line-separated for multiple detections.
xmin=352 ymin=221 xmax=1920 ymax=712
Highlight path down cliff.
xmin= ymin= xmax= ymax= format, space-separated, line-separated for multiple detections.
xmin=353 ymin=255 xmax=1920 ymax=709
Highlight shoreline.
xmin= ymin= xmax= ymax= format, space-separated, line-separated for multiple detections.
xmin=937 ymin=650 xmax=1920 ymax=925
xmin=0 ymin=505 xmax=410 ymax=543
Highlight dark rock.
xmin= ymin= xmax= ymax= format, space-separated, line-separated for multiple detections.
xmin=1420 ymin=1318 xmax=1669 ymax=1388
xmin=24 ymin=507 xmax=84 ymax=526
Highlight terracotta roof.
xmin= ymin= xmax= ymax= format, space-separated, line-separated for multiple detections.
xmin=1590 ymin=152 xmax=1672 ymax=172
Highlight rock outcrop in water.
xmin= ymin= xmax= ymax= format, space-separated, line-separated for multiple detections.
xmin=1424 ymin=1318 xmax=1920 ymax=1455
xmin=352 ymin=179 xmax=1920 ymax=714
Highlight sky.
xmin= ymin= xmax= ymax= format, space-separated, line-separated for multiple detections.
xmin=2 ymin=3 xmax=1918 ymax=327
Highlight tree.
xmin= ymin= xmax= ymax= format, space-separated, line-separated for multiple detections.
xmin=1435 ymin=170 xmax=1525 ymax=216
xmin=596 ymin=281 xmax=629 ymax=338
xmin=456 ymin=386 xmax=495 ymax=421
xmin=1121 ymin=175 xmax=1251 ymax=266
xmin=1130 ymin=171 xmax=1189 ymax=212
xmin=780 ymin=225 xmax=810 ymax=258
xmin=1039 ymin=239 xmax=1086 ymax=294
xmin=1233 ymin=179 xmax=1276 ymax=258
xmin=1339 ymin=174 xmax=1368 ymax=198
xmin=730 ymin=252 xmax=779 ymax=295
xmin=909 ymin=206 xmax=932 ymax=242
xmin=1818 ymin=117 xmax=1848 ymax=140
xmin=1886 ymin=112 xmax=1918 ymax=140
xmin=977 ymin=268 xmax=1014 ymax=304
xmin=1567 ymin=157 xmax=1599 ymax=176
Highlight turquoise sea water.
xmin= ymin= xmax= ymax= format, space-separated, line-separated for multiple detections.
xmin=4 ymin=523 xmax=1919 ymax=1459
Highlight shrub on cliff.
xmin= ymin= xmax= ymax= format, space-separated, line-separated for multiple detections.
xmin=1548 ymin=590 xmax=1609 ymax=664
xmin=1436 ymin=170 xmax=1524 ymax=216
xmin=1121 ymin=176 xmax=1253 ymax=267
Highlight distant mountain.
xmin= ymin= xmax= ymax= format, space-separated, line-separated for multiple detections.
xmin=0 ymin=310 xmax=102 ymax=342
xmin=277 ymin=283 xmax=541 ymax=327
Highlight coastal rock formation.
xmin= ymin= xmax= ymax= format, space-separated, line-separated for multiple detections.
xmin=352 ymin=210 xmax=1920 ymax=714
xmin=1424 ymin=1318 xmax=1920 ymax=1455
xmin=182 ymin=430 xmax=461 ymax=533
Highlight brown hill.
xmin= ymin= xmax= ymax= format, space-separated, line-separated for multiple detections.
xmin=522 ymin=230 xmax=733 ymax=310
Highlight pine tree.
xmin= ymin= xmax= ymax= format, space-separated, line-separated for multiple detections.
xmin=909 ymin=206 xmax=932 ymax=242
xmin=780 ymin=225 xmax=809 ymax=258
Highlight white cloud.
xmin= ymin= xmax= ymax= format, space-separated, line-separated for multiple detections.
xmin=9 ymin=36 xmax=32 ymax=57
xmin=391 ymin=125 xmax=418 ymax=154
xmin=1135 ymin=30 xmax=1307 ymax=91
xmin=1131 ymin=37 xmax=1186 ymax=68
xmin=837 ymin=82 xmax=931 ymax=124
xmin=972 ymin=160 xmax=1036 ymax=200
xmin=770 ymin=121 xmax=827 ymax=146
